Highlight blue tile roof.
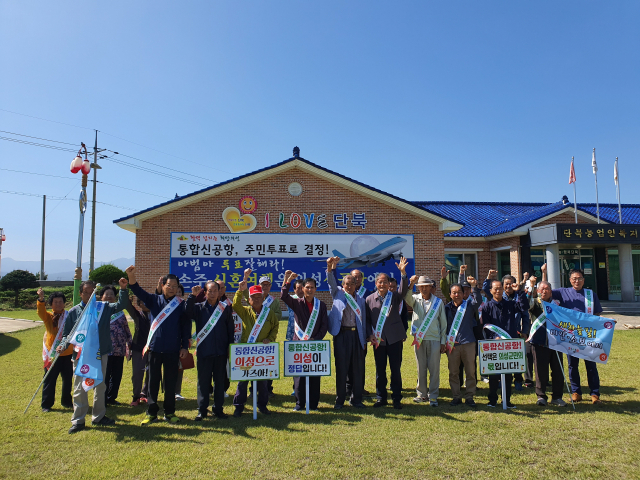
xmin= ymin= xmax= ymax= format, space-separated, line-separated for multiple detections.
xmin=414 ymin=200 xmax=640 ymax=237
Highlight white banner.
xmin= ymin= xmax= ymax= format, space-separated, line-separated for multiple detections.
xmin=478 ymin=339 xmax=526 ymax=375
xmin=229 ymin=343 xmax=279 ymax=381
xmin=283 ymin=340 xmax=331 ymax=377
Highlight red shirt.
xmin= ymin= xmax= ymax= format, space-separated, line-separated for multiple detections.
xmin=306 ymin=300 xmax=314 ymax=314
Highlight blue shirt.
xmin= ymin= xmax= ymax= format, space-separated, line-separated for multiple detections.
xmin=551 ymin=287 xmax=603 ymax=315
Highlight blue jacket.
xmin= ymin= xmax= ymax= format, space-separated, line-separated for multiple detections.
xmin=327 ymin=269 xmax=370 ymax=349
xmin=445 ymin=287 xmax=481 ymax=345
xmin=130 ymin=282 xmax=190 ymax=353
xmin=184 ymin=296 xmax=234 ymax=358
xmin=482 ymin=289 xmax=530 ymax=339
xmin=483 ymin=279 xmax=531 ymax=336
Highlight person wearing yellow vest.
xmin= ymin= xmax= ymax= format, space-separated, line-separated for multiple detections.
xmin=37 ymin=288 xmax=74 ymax=412
xmin=231 ymin=272 xmax=279 ymax=417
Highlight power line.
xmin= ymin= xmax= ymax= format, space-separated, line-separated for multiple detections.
xmin=0 ymin=135 xmax=78 ymax=152
xmin=0 ymin=189 xmax=135 ymax=210
xmin=0 ymin=108 xmax=93 ymax=130
xmin=0 ymin=129 xmax=79 ymax=146
xmin=46 ymin=180 xmax=81 ymax=218
xmin=97 ymin=180 xmax=169 ymax=199
xmin=108 ymin=150 xmax=216 ymax=183
xmin=0 ymin=167 xmax=77 ymax=181
xmin=102 ymin=156 xmax=210 ymax=187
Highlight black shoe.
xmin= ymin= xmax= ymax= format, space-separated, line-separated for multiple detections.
xmin=363 ymin=389 xmax=371 ymax=396
xmin=450 ymin=398 xmax=462 ymax=407
xmin=487 ymin=402 xmax=497 ymax=408
xmin=258 ymin=407 xmax=271 ymax=415
xmin=92 ymin=416 xmax=115 ymax=426
xmin=293 ymin=405 xmax=303 ymax=411
xmin=106 ymin=400 xmax=121 ymax=406
xmin=268 ymin=392 xmax=275 ymax=398
xmin=466 ymin=399 xmax=477 ymax=408
xmin=334 ymin=404 xmax=344 ymax=410
xmin=233 ymin=406 xmax=244 ymax=417
xmin=350 ymin=403 xmax=366 ymax=409
xmin=195 ymin=412 xmax=206 ymax=421
xmin=42 ymin=407 xmax=52 ymax=413
xmin=61 ymin=403 xmax=73 ymax=409
xmin=373 ymin=400 xmax=388 ymax=408
xmin=506 ymin=402 xmax=516 ymax=409
xmin=214 ymin=412 xmax=228 ymax=419
xmin=393 ymin=401 xmax=403 ymax=410
xmin=68 ymin=423 xmax=85 ymax=434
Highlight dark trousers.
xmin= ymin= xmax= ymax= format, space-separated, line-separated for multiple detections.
xmin=568 ymin=355 xmax=600 ymax=396
xmin=346 ymin=343 xmax=368 ymax=395
xmin=197 ymin=354 xmax=227 ymax=415
xmin=105 ymin=355 xmax=125 ymax=403
xmin=532 ymin=345 xmax=564 ymax=401
xmin=514 ymin=342 xmax=534 ymax=384
xmin=294 ymin=376 xmax=321 ymax=409
xmin=147 ymin=351 xmax=179 ymax=416
xmin=373 ymin=340 xmax=403 ymax=402
xmin=488 ymin=373 xmax=512 ymax=404
xmin=131 ymin=350 xmax=149 ymax=400
xmin=234 ymin=380 xmax=268 ymax=409
xmin=42 ymin=354 xmax=73 ymax=409
xmin=334 ymin=329 xmax=365 ymax=405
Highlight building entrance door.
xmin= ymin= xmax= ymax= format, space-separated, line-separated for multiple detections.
xmin=559 ymin=248 xmax=597 ymax=293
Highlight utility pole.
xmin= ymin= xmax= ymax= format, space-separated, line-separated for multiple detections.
xmin=89 ymin=130 xmax=102 ymax=272
xmin=0 ymin=228 xmax=4 ymax=279
xmin=40 ymin=195 xmax=46 ymax=281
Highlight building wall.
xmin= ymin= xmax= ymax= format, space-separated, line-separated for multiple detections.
xmin=133 ymin=167 xmax=445 ymax=308
xmin=531 ymin=212 xmax=592 ymax=227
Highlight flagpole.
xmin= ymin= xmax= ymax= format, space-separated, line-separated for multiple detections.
xmin=593 ymin=148 xmax=600 ymax=224
xmin=572 ymin=156 xmax=577 ymax=223
xmin=615 ymin=157 xmax=622 ymax=224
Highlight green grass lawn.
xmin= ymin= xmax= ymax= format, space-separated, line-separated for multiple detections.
xmin=0 ymin=309 xmax=42 ymax=322
xmin=1 ymin=322 xmax=639 ymax=479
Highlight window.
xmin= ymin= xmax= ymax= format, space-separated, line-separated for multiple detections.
xmin=498 ymin=251 xmax=511 ymax=279
xmin=444 ymin=253 xmax=477 ymax=285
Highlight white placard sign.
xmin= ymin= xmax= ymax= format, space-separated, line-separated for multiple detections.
xmin=283 ymin=340 xmax=331 ymax=377
xmin=229 ymin=343 xmax=279 ymax=381
xmin=478 ymin=339 xmax=526 ymax=375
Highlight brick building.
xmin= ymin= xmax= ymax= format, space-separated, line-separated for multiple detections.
xmin=114 ymin=150 xmax=640 ymax=307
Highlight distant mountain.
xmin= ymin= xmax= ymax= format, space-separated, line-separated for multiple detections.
xmin=0 ymin=257 xmax=135 ymax=280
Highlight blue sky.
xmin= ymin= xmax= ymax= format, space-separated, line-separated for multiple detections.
xmin=1 ymin=1 xmax=638 ymax=263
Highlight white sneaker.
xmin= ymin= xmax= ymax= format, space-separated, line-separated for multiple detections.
xmin=482 ymin=376 xmax=490 ymax=384
xmin=224 ymin=392 xmax=229 ymax=398
xmin=175 ymin=394 xmax=185 ymax=401
xmin=413 ymin=396 xmax=427 ymax=403
xmin=550 ymin=398 xmax=568 ymax=407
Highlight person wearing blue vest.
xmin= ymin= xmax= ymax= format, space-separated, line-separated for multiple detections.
xmin=542 ymin=264 xmax=603 ymax=405
xmin=326 ymin=256 xmax=371 ymax=409
xmin=125 ymin=265 xmax=190 ymax=425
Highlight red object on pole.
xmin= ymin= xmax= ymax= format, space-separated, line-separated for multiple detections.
xmin=70 ymin=143 xmax=89 ymax=174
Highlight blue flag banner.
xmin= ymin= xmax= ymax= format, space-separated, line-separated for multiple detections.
xmin=542 ymin=301 xmax=615 ymax=364
xmin=70 ymin=294 xmax=105 ymax=391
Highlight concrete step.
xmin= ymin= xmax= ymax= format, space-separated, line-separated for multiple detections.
xmin=601 ymin=301 xmax=640 ymax=315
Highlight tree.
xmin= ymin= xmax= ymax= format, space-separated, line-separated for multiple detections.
xmin=35 ymin=271 xmax=48 ymax=280
xmin=0 ymin=270 xmax=39 ymax=307
xmin=89 ymin=264 xmax=127 ymax=286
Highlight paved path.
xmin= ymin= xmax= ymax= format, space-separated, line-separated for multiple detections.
xmin=0 ymin=317 xmax=43 ymax=334
xmin=608 ymin=314 xmax=640 ymax=330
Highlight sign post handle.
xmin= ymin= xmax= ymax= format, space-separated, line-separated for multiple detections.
xmin=306 ymin=376 xmax=310 ymax=414
xmin=501 ymin=374 xmax=507 ymax=410
xmin=253 ymin=380 xmax=257 ymax=420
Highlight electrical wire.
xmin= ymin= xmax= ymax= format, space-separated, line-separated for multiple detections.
xmin=108 ymin=150 xmax=215 ymax=183
xmin=0 ymin=189 xmax=135 ymax=211
xmin=102 ymin=157 xmax=209 ymax=187
xmin=0 ymin=108 xmax=94 ymax=130
xmin=0 ymin=130 xmax=79 ymax=146
xmin=0 ymin=135 xmax=78 ymax=152
xmin=97 ymin=180 xmax=169 ymax=199
xmin=0 ymin=167 xmax=77 ymax=181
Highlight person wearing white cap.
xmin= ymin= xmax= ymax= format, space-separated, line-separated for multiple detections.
xmin=405 ymin=275 xmax=447 ymax=406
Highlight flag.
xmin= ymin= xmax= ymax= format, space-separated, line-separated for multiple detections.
xmin=592 ymin=149 xmax=598 ymax=174
xmin=614 ymin=158 xmax=619 ymax=186
xmin=70 ymin=292 xmax=105 ymax=392
xmin=569 ymin=158 xmax=576 ymax=184
xmin=543 ymin=301 xmax=615 ymax=364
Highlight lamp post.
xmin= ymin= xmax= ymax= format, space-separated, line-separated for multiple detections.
xmin=70 ymin=143 xmax=90 ymax=304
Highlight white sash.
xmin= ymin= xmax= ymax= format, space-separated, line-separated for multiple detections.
xmin=412 ymin=296 xmax=442 ymax=346
xmin=142 ymin=296 xmax=183 ymax=355
xmin=343 ymin=291 xmax=363 ymax=326
xmin=584 ymin=289 xmax=594 ymax=315
xmin=357 ymin=285 xmax=367 ymax=298
xmin=373 ymin=291 xmax=393 ymax=343
xmin=247 ymin=295 xmax=274 ymax=344
xmin=42 ymin=311 xmax=67 ymax=368
xmin=399 ymin=301 xmax=404 ymax=315
xmin=110 ymin=311 xmax=125 ymax=324
xmin=445 ymin=300 xmax=468 ymax=352
xmin=192 ymin=301 xmax=226 ymax=349
xmin=294 ymin=297 xmax=321 ymax=340
xmin=483 ymin=324 xmax=512 ymax=340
